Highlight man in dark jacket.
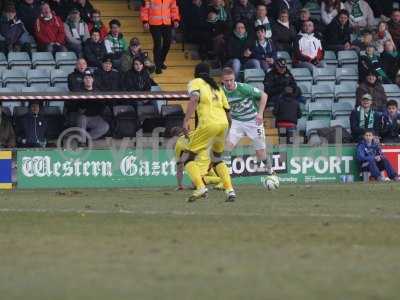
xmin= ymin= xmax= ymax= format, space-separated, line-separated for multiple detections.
xmin=72 ymin=0 xmax=94 ymax=23
xmin=271 ymin=9 xmax=296 ymax=53
xmin=68 ymin=58 xmax=88 ymax=91
xmin=16 ymin=0 xmax=41 ymax=37
xmin=350 ymin=94 xmax=381 ymax=141
xmin=83 ymin=29 xmax=106 ymax=69
xmin=325 ymin=10 xmax=357 ymax=51
xmin=380 ymin=100 xmax=400 ymax=143
xmin=380 ymin=40 xmax=400 ymax=83
xmin=20 ymin=101 xmax=47 ymax=148
xmin=356 ymin=71 xmax=387 ymax=111
xmin=0 ymin=107 xmax=16 ymax=148
xmin=231 ymin=0 xmax=256 ymax=32
xmin=94 ymin=55 xmax=120 ymax=91
xmin=388 ymin=9 xmax=400 ymax=49
xmin=251 ymin=25 xmax=276 ymax=72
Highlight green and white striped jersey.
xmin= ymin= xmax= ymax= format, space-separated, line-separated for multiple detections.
xmin=223 ymin=82 xmax=262 ymax=122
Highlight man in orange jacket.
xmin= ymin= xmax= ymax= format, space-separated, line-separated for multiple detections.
xmin=140 ymin=0 xmax=180 ymax=74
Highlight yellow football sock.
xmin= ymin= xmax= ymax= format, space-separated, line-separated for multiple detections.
xmin=203 ymin=175 xmax=222 ymax=185
xmin=214 ymin=162 xmax=233 ymax=190
xmin=185 ymin=161 xmax=205 ymax=189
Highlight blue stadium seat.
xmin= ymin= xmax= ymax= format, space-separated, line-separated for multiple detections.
xmin=291 ymin=68 xmax=312 ymax=83
xmin=277 ymin=51 xmax=292 ymax=65
xmin=32 ymin=52 xmax=56 ymax=69
xmin=311 ymin=82 xmax=335 ymax=103
xmin=2 ymin=69 xmax=27 ymax=88
xmin=1 ymin=100 xmax=22 ymax=115
xmin=8 ymin=52 xmax=31 ymax=70
xmin=337 ymin=50 xmax=358 ymax=67
xmin=323 ymin=50 xmax=338 ymax=66
xmin=50 ymin=69 xmax=68 ymax=87
xmin=249 ymin=82 xmax=264 ymax=92
xmin=0 ymin=53 xmax=8 ymax=70
xmin=21 ymin=86 xmax=44 ymax=93
xmin=55 ymin=52 xmax=77 ymax=68
xmin=27 ymin=69 xmax=50 ymax=88
xmin=46 ymin=86 xmax=69 ymax=93
xmin=244 ymin=68 xmax=265 ymax=83
xmin=332 ymin=102 xmax=353 ymax=120
xmin=313 ymin=66 xmax=336 ymax=84
xmin=297 ymin=116 xmax=307 ymax=132
xmin=336 ymin=67 xmax=358 ymax=83
xmin=383 ymin=84 xmax=400 ymax=97
xmin=308 ymin=102 xmax=332 ymax=120
xmin=334 ymin=82 xmax=357 ymax=102
xmin=331 ymin=118 xmax=350 ymax=130
xmin=306 ymin=119 xmax=330 ymax=138
xmin=298 ymin=82 xmax=312 ymax=103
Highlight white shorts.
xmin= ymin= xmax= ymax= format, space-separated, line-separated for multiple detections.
xmin=227 ymin=119 xmax=266 ymax=150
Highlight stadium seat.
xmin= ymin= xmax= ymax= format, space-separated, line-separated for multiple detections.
xmin=55 ymin=52 xmax=77 ymax=68
xmin=297 ymin=116 xmax=307 ymax=132
xmin=0 ymin=86 xmax=17 ymax=94
xmin=334 ymin=82 xmax=357 ymax=102
xmin=336 ymin=67 xmax=358 ymax=83
xmin=311 ymin=82 xmax=335 ymax=103
xmin=1 ymin=105 xmax=11 ymax=116
xmin=27 ymin=69 xmax=50 ymax=88
xmin=42 ymin=106 xmax=64 ymax=139
xmin=46 ymin=86 xmax=69 ymax=93
xmin=1 ymin=101 xmax=22 ymax=116
xmin=150 ymin=85 xmax=165 ymax=113
xmin=298 ymin=82 xmax=312 ymax=103
xmin=337 ymin=50 xmax=358 ymax=67
xmin=331 ymin=118 xmax=350 ymax=130
xmin=323 ymin=50 xmax=338 ymax=66
xmin=332 ymin=102 xmax=353 ymax=120
xmin=308 ymin=102 xmax=332 ymax=120
xmin=249 ymin=82 xmax=264 ymax=92
xmin=13 ymin=105 xmax=29 ymax=117
xmin=313 ymin=66 xmax=336 ymax=84
xmin=2 ymin=69 xmax=27 ymax=88
xmin=59 ymin=65 xmax=75 ymax=74
xmin=383 ymin=84 xmax=400 ymax=97
xmin=244 ymin=68 xmax=265 ymax=83
xmin=21 ymin=86 xmax=44 ymax=93
xmin=32 ymin=52 xmax=56 ymax=69
xmin=306 ymin=119 xmax=330 ymax=138
xmin=291 ymin=68 xmax=312 ymax=83
xmin=0 ymin=53 xmax=8 ymax=70
xmin=50 ymin=69 xmax=68 ymax=87
xmin=8 ymin=52 xmax=31 ymax=70
xmin=277 ymin=51 xmax=292 ymax=65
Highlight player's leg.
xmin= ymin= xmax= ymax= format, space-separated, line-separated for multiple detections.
xmin=246 ymin=120 xmax=273 ymax=174
xmin=225 ymin=120 xmax=244 ymax=152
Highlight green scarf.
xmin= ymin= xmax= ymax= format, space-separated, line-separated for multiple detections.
xmin=92 ymin=21 xmax=103 ymax=31
xmin=350 ymin=0 xmax=363 ymax=19
xmin=217 ymin=6 xmax=227 ymax=21
xmin=387 ymin=51 xmax=399 ymax=58
xmin=234 ymin=30 xmax=248 ymax=43
xmin=358 ymin=107 xmax=374 ymax=129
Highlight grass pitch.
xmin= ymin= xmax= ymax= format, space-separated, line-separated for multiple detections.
xmin=1 ymin=184 xmax=400 ymax=300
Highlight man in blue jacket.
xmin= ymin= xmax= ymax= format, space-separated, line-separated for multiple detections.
xmin=356 ymin=129 xmax=399 ymax=181
xmin=20 ymin=100 xmax=47 ymax=148
xmin=251 ymin=25 xmax=277 ymax=72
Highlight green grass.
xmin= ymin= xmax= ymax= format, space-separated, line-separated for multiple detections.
xmin=1 ymin=184 xmax=400 ymax=300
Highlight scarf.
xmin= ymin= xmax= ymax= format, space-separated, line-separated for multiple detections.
xmin=350 ymin=0 xmax=363 ymax=20
xmin=358 ymin=106 xmax=374 ymax=129
xmin=92 ymin=21 xmax=103 ymax=31
xmin=277 ymin=20 xmax=290 ymax=29
xmin=108 ymin=33 xmax=124 ymax=53
xmin=387 ymin=50 xmax=399 ymax=58
xmin=68 ymin=21 xmax=85 ymax=40
xmin=216 ymin=6 xmax=227 ymax=21
xmin=234 ymin=30 xmax=248 ymax=41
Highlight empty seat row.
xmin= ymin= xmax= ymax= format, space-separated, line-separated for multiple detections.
xmin=0 ymin=68 xmax=72 ymax=88
xmin=0 ymin=52 xmax=77 ymax=70
xmin=277 ymin=50 xmax=359 ymax=67
xmin=298 ymin=81 xmax=358 ymax=104
xmin=306 ymin=101 xmax=353 ymax=120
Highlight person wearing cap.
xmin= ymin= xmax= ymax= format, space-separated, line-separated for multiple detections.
xmin=94 ymin=55 xmax=121 ymax=92
xmin=68 ymin=58 xmax=88 ymax=91
xmin=19 ymin=100 xmax=48 ymax=148
xmin=251 ymin=25 xmax=277 ymax=72
xmin=87 ymin=9 xmax=107 ymax=41
xmin=64 ymin=8 xmax=90 ymax=56
xmin=350 ymin=93 xmax=381 ymax=141
xmin=356 ymin=70 xmax=387 ymax=111
xmin=344 ymin=0 xmax=376 ymax=31
xmin=83 ymin=28 xmax=106 ymax=69
xmin=120 ymin=37 xmax=155 ymax=73
xmin=140 ymin=0 xmax=180 ymax=74
xmin=0 ymin=103 xmax=16 ymax=148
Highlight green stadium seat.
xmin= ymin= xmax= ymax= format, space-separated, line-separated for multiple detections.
xmin=308 ymin=102 xmax=332 ymax=120
xmin=383 ymin=84 xmax=400 ymax=97
xmin=306 ymin=119 xmax=330 ymax=138
xmin=277 ymin=51 xmax=292 ymax=65
xmin=8 ymin=52 xmax=31 ymax=70
xmin=337 ymin=50 xmax=358 ymax=67
xmin=2 ymin=69 xmax=27 ymax=88
xmin=27 ymin=69 xmax=50 ymax=87
xmin=334 ymin=82 xmax=357 ymax=101
xmin=21 ymin=86 xmax=44 ymax=93
xmin=32 ymin=52 xmax=56 ymax=69
xmin=331 ymin=118 xmax=350 ymax=130
xmin=298 ymin=81 xmax=312 ymax=102
xmin=313 ymin=66 xmax=336 ymax=84
xmin=0 ymin=52 xmax=8 ymax=70
xmin=336 ymin=67 xmax=358 ymax=83
xmin=291 ymin=68 xmax=312 ymax=83
xmin=311 ymin=82 xmax=335 ymax=103
xmin=332 ymin=102 xmax=353 ymax=120
xmin=323 ymin=50 xmax=338 ymax=66
xmin=50 ymin=69 xmax=68 ymax=87
xmin=244 ymin=68 xmax=265 ymax=83
xmin=55 ymin=52 xmax=77 ymax=68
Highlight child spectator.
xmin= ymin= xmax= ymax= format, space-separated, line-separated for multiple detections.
xmin=388 ymin=9 xmax=400 ymax=49
xmin=64 ymin=9 xmax=90 ymax=56
xmin=254 ymin=4 xmax=272 ymax=38
xmin=380 ymin=40 xmax=400 ymax=83
xmin=380 ymin=99 xmax=400 ymax=143
xmin=359 ymin=45 xmax=390 ymax=83
xmin=120 ymin=37 xmax=155 ymax=73
xmin=87 ymin=9 xmax=107 ymax=41
xmin=68 ymin=58 xmax=88 ymax=91
xmin=356 ymin=71 xmax=387 ymax=111
xmin=325 ymin=10 xmax=357 ymax=51
xmin=16 ymin=0 xmax=41 ymax=37
xmin=231 ymin=0 xmax=256 ymax=32
xmin=320 ymin=0 xmax=344 ymax=26
xmin=0 ymin=104 xmax=16 ymax=148
xmin=352 ymin=29 xmax=374 ymax=52
xmin=344 ymin=0 xmax=376 ymax=32
xmin=104 ymin=19 xmax=127 ymax=71
xmin=72 ymin=0 xmax=94 ymax=23
xmin=271 ymin=9 xmax=296 ymax=53
xmin=83 ymin=29 xmax=106 ymax=69
xmin=94 ymin=55 xmax=120 ymax=92
xmin=356 ymin=129 xmax=399 ymax=181
xmin=34 ymin=2 xmax=67 ymax=54
xmin=19 ymin=101 xmax=47 ymax=148
xmin=251 ymin=25 xmax=276 ymax=72
xmin=373 ymin=21 xmax=394 ymax=53
xmin=350 ymin=93 xmax=381 ymax=141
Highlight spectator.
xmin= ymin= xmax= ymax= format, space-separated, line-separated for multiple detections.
xmin=231 ymin=0 xmax=256 ymax=32
xmin=388 ymin=9 xmax=400 ymax=49
xmin=120 ymin=37 xmax=155 ymax=73
xmin=64 ymin=9 xmax=90 ymax=56
xmin=94 ymin=55 xmax=120 ymax=92
xmin=365 ymin=0 xmax=394 ymax=19
xmin=141 ymin=0 xmax=180 ymax=74
xmin=320 ymin=0 xmax=344 ymax=26
xmin=48 ymin=0 xmax=71 ymax=21
xmin=350 ymin=93 xmax=380 ymax=141
xmin=0 ymin=104 xmax=16 ymax=148
xmin=293 ymin=20 xmax=326 ymax=73
xmin=356 ymin=129 xmax=399 ymax=181
xmin=19 ymin=101 xmax=47 ymax=148
xmin=356 ymin=71 xmax=387 ymax=111
xmin=380 ymin=40 xmax=400 ymax=83
xmin=294 ymin=8 xmax=323 ymax=38
xmin=271 ymin=9 xmax=296 ymax=53
xmin=87 ymin=9 xmax=107 ymax=41
xmin=325 ymin=10 xmax=357 ymax=51
xmin=395 ymin=70 xmax=400 ymax=87
xmin=273 ymin=86 xmax=302 ymax=144
xmin=373 ymin=21 xmax=394 ymax=53
xmin=352 ymin=29 xmax=374 ymax=52
xmin=254 ymin=4 xmax=272 ymax=39
xmin=225 ymin=21 xmax=260 ymax=80
xmin=359 ymin=45 xmax=390 ymax=83
xmin=83 ymin=29 xmax=106 ymax=69
xmin=208 ymin=0 xmax=231 ymax=24
xmin=34 ymin=2 xmax=67 ymax=54
xmin=0 ymin=5 xmax=34 ymax=53
xmin=343 ymin=0 xmax=375 ymax=32
xmin=123 ymin=57 xmax=157 ymax=92
xmin=16 ymin=0 xmax=41 ymax=37
xmin=264 ymin=58 xmax=299 ymax=104
xmin=269 ymin=0 xmax=302 ymax=22
xmin=251 ymin=25 xmax=276 ymax=72
xmin=105 ymin=19 xmax=127 ymax=71
xmin=380 ymin=100 xmax=400 ymax=143
xmin=68 ymin=58 xmax=88 ymax=91
xmin=72 ymin=0 xmax=94 ymax=23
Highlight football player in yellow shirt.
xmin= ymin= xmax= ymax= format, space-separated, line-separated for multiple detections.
xmin=181 ymin=63 xmax=236 ymax=202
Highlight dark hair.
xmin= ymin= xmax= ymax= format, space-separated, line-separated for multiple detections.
xmin=392 ymin=9 xmax=400 ymax=14
xmin=109 ymin=19 xmax=121 ymax=27
xmin=338 ymin=9 xmax=349 ymax=17
xmin=387 ymin=99 xmax=398 ymax=108
xmin=194 ymin=63 xmax=219 ymax=91
xmin=222 ymin=67 xmax=235 ymax=77
xmin=255 ymin=25 xmax=266 ymax=33
xmin=92 ymin=9 xmax=101 ymax=16
xmin=91 ymin=28 xmax=100 ymax=34
xmin=278 ymin=9 xmax=289 ymax=16
xmin=363 ymin=129 xmax=375 ymax=135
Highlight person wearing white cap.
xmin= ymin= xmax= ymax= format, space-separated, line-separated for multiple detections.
xmin=350 ymin=93 xmax=380 ymax=141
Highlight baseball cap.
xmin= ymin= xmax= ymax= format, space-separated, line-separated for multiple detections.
xmin=130 ymin=37 xmax=140 ymax=47
xmin=275 ymin=58 xmax=287 ymax=68
xmin=102 ymin=55 xmax=113 ymax=64
xmin=83 ymin=69 xmax=94 ymax=77
xmin=362 ymin=94 xmax=373 ymax=101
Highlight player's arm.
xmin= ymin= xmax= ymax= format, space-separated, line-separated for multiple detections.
xmin=257 ymin=91 xmax=268 ymax=126
xmin=225 ymin=109 xmax=232 ymax=128
xmin=176 ymin=162 xmax=184 ymax=190
xmin=183 ymin=91 xmax=199 ymax=134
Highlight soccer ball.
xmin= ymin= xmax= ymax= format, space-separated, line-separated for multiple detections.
xmin=262 ymin=175 xmax=280 ymax=190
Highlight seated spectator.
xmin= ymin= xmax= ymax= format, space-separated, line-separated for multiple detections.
xmin=365 ymin=0 xmax=393 ymax=19
xmin=64 ymin=9 xmax=90 ymax=56
xmin=350 ymin=93 xmax=380 ymax=141
xmin=104 ymin=19 xmax=127 ymax=70
xmin=320 ymin=0 xmax=344 ymax=26
xmin=356 ymin=129 xmax=399 ymax=181
xmin=251 ymin=25 xmax=276 ymax=72
xmin=344 ymin=0 xmax=375 ymax=32
xmin=225 ymin=21 xmax=260 ymax=80
xmin=273 ymin=86 xmax=302 ymax=144
xmin=72 ymin=0 xmax=94 ymax=23
xmin=254 ymin=4 xmax=272 ymax=38
xmin=373 ymin=21 xmax=394 ymax=53
xmin=16 ymin=0 xmax=41 ymax=37
xmin=87 ymin=9 xmax=107 ymax=41
xmin=380 ymin=100 xmax=400 ymax=143
xmin=123 ymin=57 xmax=157 ymax=92
xmin=264 ymin=58 xmax=300 ymax=104
xmin=293 ymin=20 xmax=326 ymax=73
xmin=294 ymin=8 xmax=323 ymax=38
xmin=208 ymin=0 xmax=231 ymax=25
xmin=359 ymin=45 xmax=390 ymax=83
xmin=380 ymin=40 xmax=400 ymax=83
xmin=34 ymin=2 xmax=67 ymax=54
xmin=48 ymin=0 xmax=71 ymax=21
xmin=121 ymin=37 xmax=154 ymax=73
xmin=231 ymin=0 xmax=256 ymax=32
xmin=388 ymin=9 xmax=400 ymax=49
xmin=325 ymin=10 xmax=358 ymax=51
xmin=0 ymin=5 xmax=34 ymax=53
xmin=352 ymin=29 xmax=374 ymax=52
xmin=94 ymin=55 xmax=120 ymax=92
xmin=83 ymin=29 xmax=106 ymax=69
xmin=19 ymin=101 xmax=47 ymax=148
xmin=269 ymin=0 xmax=302 ymax=22
xmin=356 ymin=71 xmax=387 ymax=111
xmin=0 ymin=104 xmax=16 ymax=148
xmin=68 ymin=58 xmax=88 ymax=91
xmin=271 ymin=9 xmax=296 ymax=54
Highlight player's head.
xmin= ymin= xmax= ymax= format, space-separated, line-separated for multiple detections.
xmin=170 ymin=127 xmax=185 ymax=137
xmin=221 ymin=67 xmax=236 ymax=91
xmin=194 ymin=62 xmax=219 ymax=91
